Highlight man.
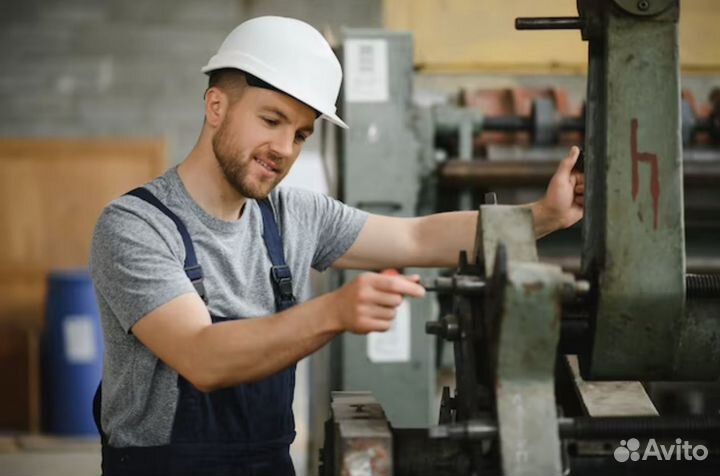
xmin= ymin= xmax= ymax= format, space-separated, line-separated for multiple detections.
xmin=90 ymin=16 xmax=584 ymax=476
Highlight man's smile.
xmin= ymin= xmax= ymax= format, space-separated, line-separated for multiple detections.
xmin=253 ymin=156 xmax=279 ymax=175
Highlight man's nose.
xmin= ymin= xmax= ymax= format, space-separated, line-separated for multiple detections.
xmin=270 ymin=130 xmax=294 ymax=159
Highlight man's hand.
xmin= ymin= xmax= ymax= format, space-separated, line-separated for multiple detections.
xmin=330 ymin=272 xmax=425 ymax=334
xmin=532 ymin=146 xmax=585 ymax=237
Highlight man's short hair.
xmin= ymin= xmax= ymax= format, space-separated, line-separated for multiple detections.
xmin=206 ymin=68 xmax=247 ymax=102
xmin=206 ymin=68 xmax=320 ymax=117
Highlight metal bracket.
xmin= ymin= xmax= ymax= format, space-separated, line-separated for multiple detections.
xmin=473 ymin=204 xmax=538 ymax=276
xmin=475 ymin=204 xmax=574 ymax=476
xmin=488 ymin=245 xmax=572 ymax=476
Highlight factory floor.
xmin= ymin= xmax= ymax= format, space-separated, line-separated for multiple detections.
xmin=0 ymin=434 xmax=101 ymax=476
xmin=0 ymin=357 xmax=311 ymax=476
xmin=0 ymin=433 xmax=311 ymax=476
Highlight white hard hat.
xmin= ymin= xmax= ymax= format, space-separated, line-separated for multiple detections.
xmin=202 ymin=16 xmax=347 ymax=129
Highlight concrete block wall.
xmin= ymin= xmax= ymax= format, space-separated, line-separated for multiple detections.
xmin=0 ymin=0 xmax=381 ymax=164
xmin=0 ymin=3 xmax=381 ymax=475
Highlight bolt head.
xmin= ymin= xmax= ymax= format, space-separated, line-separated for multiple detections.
xmin=426 ymin=321 xmax=443 ymax=335
xmin=637 ymin=0 xmax=650 ymax=11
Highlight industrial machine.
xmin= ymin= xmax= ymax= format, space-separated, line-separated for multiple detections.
xmin=324 ymin=1 xmax=720 ymax=474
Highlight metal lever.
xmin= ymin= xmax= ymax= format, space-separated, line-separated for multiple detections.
xmin=515 ymin=17 xmax=583 ymax=30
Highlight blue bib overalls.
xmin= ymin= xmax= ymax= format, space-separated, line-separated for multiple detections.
xmin=93 ymin=188 xmax=298 ymax=476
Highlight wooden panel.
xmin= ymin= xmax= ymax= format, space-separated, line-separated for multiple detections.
xmin=383 ymin=0 xmax=720 ymax=73
xmin=0 ymin=270 xmax=47 ymax=330
xmin=0 ymin=139 xmax=165 ymax=329
xmin=0 ymin=138 xmax=165 ymax=432
xmin=0 ymin=139 xmax=165 ymax=272
xmin=0 ymin=327 xmax=40 ymax=432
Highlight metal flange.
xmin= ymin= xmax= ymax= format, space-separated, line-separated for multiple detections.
xmin=613 ymin=0 xmax=674 ymax=17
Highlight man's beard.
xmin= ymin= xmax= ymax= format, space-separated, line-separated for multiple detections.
xmin=212 ymin=118 xmax=281 ymax=200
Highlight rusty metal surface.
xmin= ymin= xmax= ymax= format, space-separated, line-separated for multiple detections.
xmin=331 ymin=392 xmax=393 ymax=476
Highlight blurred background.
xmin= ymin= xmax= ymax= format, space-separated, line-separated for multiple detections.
xmin=0 ymin=1 xmax=718 ymax=475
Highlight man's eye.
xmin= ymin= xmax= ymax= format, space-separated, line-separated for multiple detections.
xmin=295 ymin=134 xmax=307 ymax=144
xmin=263 ymin=117 xmax=279 ymax=126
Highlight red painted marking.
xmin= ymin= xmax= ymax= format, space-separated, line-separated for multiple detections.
xmin=630 ymin=118 xmax=660 ymax=229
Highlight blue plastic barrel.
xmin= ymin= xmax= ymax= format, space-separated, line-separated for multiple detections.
xmin=42 ymin=269 xmax=103 ymax=436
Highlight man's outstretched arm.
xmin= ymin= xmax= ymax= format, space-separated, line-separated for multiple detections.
xmin=333 ymin=146 xmax=584 ymax=270
xmin=132 ymin=272 xmax=425 ymax=392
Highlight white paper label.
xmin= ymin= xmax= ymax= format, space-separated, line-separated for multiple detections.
xmin=63 ymin=315 xmax=97 ymax=364
xmin=344 ymin=39 xmax=389 ymax=103
xmin=367 ymin=299 xmax=411 ymax=363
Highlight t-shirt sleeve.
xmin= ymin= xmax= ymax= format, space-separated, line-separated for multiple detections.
xmin=279 ymin=187 xmax=368 ymax=271
xmin=89 ymin=202 xmax=196 ymax=333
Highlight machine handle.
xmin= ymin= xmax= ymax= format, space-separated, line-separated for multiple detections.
xmin=515 ymin=17 xmax=583 ymax=30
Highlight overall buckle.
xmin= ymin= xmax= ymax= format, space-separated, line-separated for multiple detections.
xmin=270 ymin=265 xmax=295 ymax=300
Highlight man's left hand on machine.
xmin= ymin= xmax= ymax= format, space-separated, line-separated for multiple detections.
xmin=531 ymin=145 xmax=585 ymax=238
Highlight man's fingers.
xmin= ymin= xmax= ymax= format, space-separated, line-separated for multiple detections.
xmin=574 ymin=195 xmax=585 ymax=207
xmin=367 ymin=319 xmax=392 ymax=332
xmin=375 ymin=274 xmax=426 ymax=298
xmin=574 ymin=183 xmax=585 ymax=194
xmin=364 ymin=289 xmax=404 ymax=308
xmin=365 ymin=305 xmax=396 ymax=321
xmin=555 ymin=146 xmax=581 ymax=177
xmin=380 ymin=269 xmax=421 ymax=284
xmin=403 ymin=274 xmax=421 ymax=283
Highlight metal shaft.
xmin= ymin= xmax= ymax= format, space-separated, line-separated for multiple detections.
xmin=438 ymin=160 xmax=720 ymax=188
xmin=431 ymin=416 xmax=720 ymax=441
xmin=424 ymin=277 xmax=486 ymax=295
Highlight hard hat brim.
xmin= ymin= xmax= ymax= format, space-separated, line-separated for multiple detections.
xmin=321 ymin=112 xmax=348 ymax=129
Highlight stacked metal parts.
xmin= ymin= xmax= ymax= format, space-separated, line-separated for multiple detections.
xmin=325 ymin=1 xmax=720 ymax=475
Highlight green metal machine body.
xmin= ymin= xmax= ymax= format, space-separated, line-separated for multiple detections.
xmin=323 ymin=3 xmax=720 ymax=475
xmin=578 ymin=0 xmax=720 ymax=381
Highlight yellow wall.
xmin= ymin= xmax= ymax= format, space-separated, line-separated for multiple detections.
xmin=383 ymin=0 xmax=720 ymax=73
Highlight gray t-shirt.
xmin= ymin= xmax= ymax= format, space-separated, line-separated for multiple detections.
xmin=89 ymin=166 xmax=367 ymax=447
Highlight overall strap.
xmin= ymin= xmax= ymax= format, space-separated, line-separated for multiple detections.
xmin=258 ymin=199 xmax=296 ymax=311
xmin=126 ymin=187 xmax=207 ymax=302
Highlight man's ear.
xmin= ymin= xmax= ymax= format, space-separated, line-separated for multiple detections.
xmin=204 ymin=87 xmax=228 ymax=128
